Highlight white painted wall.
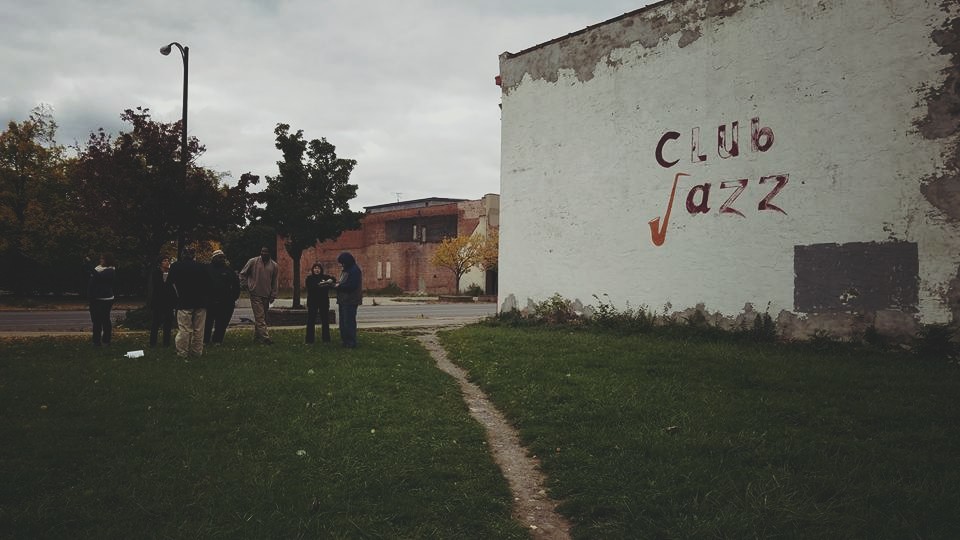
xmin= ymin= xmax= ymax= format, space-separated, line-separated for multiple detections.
xmin=498 ymin=0 xmax=960 ymax=331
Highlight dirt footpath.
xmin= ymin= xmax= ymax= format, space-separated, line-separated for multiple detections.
xmin=415 ymin=331 xmax=572 ymax=539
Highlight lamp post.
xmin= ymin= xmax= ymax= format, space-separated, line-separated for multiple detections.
xmin=160 ymin=41 xmax=189 ymax=259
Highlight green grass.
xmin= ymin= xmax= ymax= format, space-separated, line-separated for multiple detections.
xmin=0 ymin=330 xmax=526 ymax=540
xmin=440 ymin=326 xmax=960 ymax=539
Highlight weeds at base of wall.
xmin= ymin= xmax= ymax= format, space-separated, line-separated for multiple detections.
xmin=913 ymin=324 xmax=957 ymax=360
xmin=486 ymin=293 xmax=959 ymax=361
xmin=486 ymin=293 xmax=775 ymax=343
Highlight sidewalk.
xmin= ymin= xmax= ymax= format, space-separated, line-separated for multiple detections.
xmin=0 ymin=296 xmax=482 ymax=337
xmin=241 ymin=296 xmax=439 ymax=308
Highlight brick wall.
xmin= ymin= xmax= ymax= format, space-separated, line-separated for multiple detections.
xmin=276 ymin=198 xmax=494 ymax=294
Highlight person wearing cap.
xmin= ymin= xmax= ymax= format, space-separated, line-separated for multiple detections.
xmin=333 ymin=252 xmax=362 ymax=348
xmin=239 ymin=246 xmax=279 ymax=344
xmin=168 ymin=246 xmax=211 ymax=358
xmin=204 ymin=249 xmax=240 ymax=345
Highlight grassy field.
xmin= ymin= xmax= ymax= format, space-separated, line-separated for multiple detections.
xmin=4 ymin=323 xmax=959 ymax=539
xmin=441 ymin=325 xmax=960 ymax=539
xmin=0 ymin=330 xmax=525 ymax=539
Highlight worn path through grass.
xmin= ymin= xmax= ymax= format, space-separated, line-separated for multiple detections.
xmin=416 ymin=330 xmax=571 ymax=539
xmin=440 ymin=325 xmax=960 ymax=539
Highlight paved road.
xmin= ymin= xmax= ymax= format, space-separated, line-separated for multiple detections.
xmin=0 ymin=302 xmax=498 ymax=333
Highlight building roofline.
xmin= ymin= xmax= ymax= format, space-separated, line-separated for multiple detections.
xmin=364 ymin=197 xmax=468 ymax=213
xmin=499 ymin=0 xmax=673 ymax=60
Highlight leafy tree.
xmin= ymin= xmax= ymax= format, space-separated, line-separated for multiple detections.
xmin=256 ymin=124 xmax=360 ymax=308
xmin=0 ymin=105 xmax=73 ymax=293
xmin=70 ymin=108 xmax=257 ymax=287
xmin=479 ymin=228 xmax=499 ymax=271
xmin=221 ymin=218 xmax=276 ymax=269
xmin=430 ymin=234 xmax=484 ymax=294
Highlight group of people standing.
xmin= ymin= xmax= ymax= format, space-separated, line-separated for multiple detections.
xmin=147 ymin=246 xmax=243 ymax=358
xmin=88 ymin=247 xmax=362 ymax=356
xmin=302 ymin=252 xmax=362 ymax=349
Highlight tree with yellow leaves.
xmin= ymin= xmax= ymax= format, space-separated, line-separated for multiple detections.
xmin=430 ymin=234 xmax=483 ymax=294
xmin=478 ymin=229 xmax=498 ymax=271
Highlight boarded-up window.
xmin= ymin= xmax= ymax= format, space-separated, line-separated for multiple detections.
xmin=794 ymin=241 xmax=919 ymax=313
xmin=385 ymin=216 xmax=457 ymax=243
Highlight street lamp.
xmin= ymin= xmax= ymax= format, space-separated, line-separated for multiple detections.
xmin=160 ymin=41 xmax=189 ymax=259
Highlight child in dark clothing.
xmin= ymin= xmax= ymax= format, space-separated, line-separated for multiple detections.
xmin=305 ymin=262 xmax=336 ymax=343
xmin=147 ymin=255 xmax=176 ymax=347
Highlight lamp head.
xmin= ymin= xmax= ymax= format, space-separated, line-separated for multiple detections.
xmin=160 ymin=44 xmax=172 ymax=55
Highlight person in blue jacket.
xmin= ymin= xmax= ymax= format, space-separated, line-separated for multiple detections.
xmin=333 ymin=252 xmax=362 ymax=348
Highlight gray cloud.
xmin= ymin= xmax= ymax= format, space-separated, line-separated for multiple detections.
xmin=2 ymin=0 xmax=650 ymax=208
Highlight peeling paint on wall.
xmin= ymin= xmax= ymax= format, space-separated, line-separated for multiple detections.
xmin=916 ymin=14 xmax=960 ymax=141
xmin=497 ymin=0 xmax=747 ymax=93
xmin=918 ymin=12 xmax=960 ymax=221
xmin=917 ymin=7 xmax=960 ymax=327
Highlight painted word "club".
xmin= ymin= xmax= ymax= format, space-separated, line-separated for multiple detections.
xmin=655 ymin=117 xmax=775 ymax=169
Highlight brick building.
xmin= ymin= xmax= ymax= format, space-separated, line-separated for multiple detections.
xmin=275 ymin=194 xmax=499 ymax=295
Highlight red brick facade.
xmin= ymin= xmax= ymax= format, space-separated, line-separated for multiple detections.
xmin=275 ymin=195 xmax=498 ymax=294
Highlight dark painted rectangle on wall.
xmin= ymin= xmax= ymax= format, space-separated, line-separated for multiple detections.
xmin=794 ymin=241 xmax=919 ymax=313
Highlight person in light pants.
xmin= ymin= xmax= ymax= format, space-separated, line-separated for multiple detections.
xmin=239 ymin=246 xmax=279 ymax=345
xmin=168 ymin=246 xmax=211 ymax=358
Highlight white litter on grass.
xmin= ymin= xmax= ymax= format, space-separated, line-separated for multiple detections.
xmin=296 ymin=450 xmax=307 ymax=457
xmin=125 ymin=350 xmax=144 ymax=358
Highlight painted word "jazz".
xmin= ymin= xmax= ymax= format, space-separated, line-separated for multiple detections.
xmin=647 ymin=173 xmax=790 ymax=246
xmin=685 ymin=174 xmax=789 ymax=217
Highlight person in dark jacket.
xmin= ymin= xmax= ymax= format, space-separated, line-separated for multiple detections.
xmin=168 ymin=246 xmax=211 ymax=358
xmin=305 ymin=262 xmax=336 ymax=344
xmin=204 ymin=249 xmax=241 ymax=345
xmin=333 ymin=252 xmax=362 ymax=348
xmin=86 ymin=252 xmax=116 ymax=346
xmin=147 ymin=254 xmax=176 ymax=347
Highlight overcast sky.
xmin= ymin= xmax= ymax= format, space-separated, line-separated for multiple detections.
xmin=2 ymin=0 xmax=652 ymax=210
